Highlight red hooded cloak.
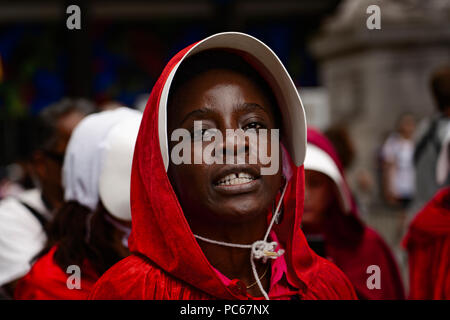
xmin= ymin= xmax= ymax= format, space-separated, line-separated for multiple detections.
xmin=403 ymin=187 xmax=450 ymax=299
xmin=305 ymin=128 xmax=405 ymax=300
xmin=89 ymin=33 xmax=357 ymax=300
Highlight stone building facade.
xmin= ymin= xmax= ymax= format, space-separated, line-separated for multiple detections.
xmin=310 ymin=0 xmax=450 ymax=199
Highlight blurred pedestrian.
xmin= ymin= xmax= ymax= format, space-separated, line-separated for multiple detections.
xmin=14 ymin=108 xmax=142 ymax=299
xmin=325 ymin=124 xmax=375 ymax=219
xmin=0 ymin=99 xmax=94 ymax=298
xmin=381 ymin=113 xmax=416 ymax=209
xmin=303 ymin=128 xmax=405 ymax=299
xmin=411 ymin=66 xmax=450 ymax=214
xmin=325 ymin=125 xmax=355 ymax=171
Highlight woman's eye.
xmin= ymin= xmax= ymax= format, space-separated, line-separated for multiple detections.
xmin=243 ymin=122 xmax=265 ymax=131
xmin=193 ymin=129 xmax=206 ymax=139
xmin=202 ymin=129 xmax=218 ymax=139
xmin=192 ymin=128 xmax=217 ymax=140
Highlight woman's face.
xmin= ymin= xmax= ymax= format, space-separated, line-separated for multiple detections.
xmin=302 ymin=170 xmax=336 ymax=231
xmin=167 ymin=68 xmax=282 ymax=225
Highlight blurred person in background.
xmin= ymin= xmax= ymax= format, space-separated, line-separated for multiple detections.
xmin=403 ymin=129 xmax=450 ymax=299
xmin=325 ymin=125 xmax=375 ymax=219
xmin=0 ymin=98 xmax=94 ymax=299
xmin=0 ymin=119 xmax=44 ymax=200
xmin=324 ymin=125 xmax=355 ymax=171
xmin=380 ymin=113 xmax=417 ymax=246
xmin=411 ymin=66 xmax=450 ymax=215
xmin=14 ymin=107 xmax=142 ymax=300
xmin=381 ymin=113 xmax=417 ymax=209
xmin=0 ymin=165 xmax=28 ymax=200
xmin=302 ymin=128 xmax=405 ymax=299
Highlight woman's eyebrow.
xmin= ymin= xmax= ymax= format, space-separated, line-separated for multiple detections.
xmin=234 ymin=102 xmax=269 ymax=114
xmin=179 ymin=107 xmax=216 ymax=126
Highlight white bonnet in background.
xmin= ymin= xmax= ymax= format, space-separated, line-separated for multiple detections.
xmin=304 ymin=143 xmax=352 ymax=214
xmin=62 ymin=107 xmax=142 ymax=211
xmin=99 ymin=114 xmax=142 ymax=221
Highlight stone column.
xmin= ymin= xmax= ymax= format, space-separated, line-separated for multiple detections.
xmin=310 ymin=0 xmax=450 ymax=200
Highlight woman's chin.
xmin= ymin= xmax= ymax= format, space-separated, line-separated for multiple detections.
xmin=208 ymin=203 xmax=268 ymax=224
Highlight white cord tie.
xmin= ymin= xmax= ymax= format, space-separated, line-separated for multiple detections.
xmin=193 ymin=181 xmax=288 ymax=300
xmin=251 ymin=240 xmax=285 ymax=263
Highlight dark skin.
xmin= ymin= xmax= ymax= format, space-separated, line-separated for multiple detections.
xmin=302 ymin=170 xmax=336 ymax=234
xmin=167 ymin=68 xmax=283 ymax=297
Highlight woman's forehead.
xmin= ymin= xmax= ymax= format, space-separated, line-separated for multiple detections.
xmin=168 ymin=67 xmax=280 ymax=127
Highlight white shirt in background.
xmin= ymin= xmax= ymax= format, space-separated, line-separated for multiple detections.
xmin=0 ymin=189 xmax=51 ymax=286
xmin=382 ymin=134 xmax=416 ymax=199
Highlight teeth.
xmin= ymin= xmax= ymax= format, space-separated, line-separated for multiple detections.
xmin=223 ymin=173 xmax=237 ymax=181
xmin=217 ymin=172 xmax=255 ymax=186
xmin=238 ymin=172 xmax=252 ymax=179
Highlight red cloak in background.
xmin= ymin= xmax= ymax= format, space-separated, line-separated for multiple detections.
xmin=403 ymin=187 xmax=450 ymax=299
xmin=306 ymin=128 xmax=405 ymax=300
xmin=14 ymin=246 xmax=98 ymax=300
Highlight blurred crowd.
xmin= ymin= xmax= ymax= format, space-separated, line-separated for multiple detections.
xmin=0 ymin=39 xmax=449 ymax=300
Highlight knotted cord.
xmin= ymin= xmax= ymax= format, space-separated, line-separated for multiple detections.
xmin=194 ymin=181 xmax=288 ymax=300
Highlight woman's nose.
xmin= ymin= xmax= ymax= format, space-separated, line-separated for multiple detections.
xmin=216 ymin=129 xmax=250 ymax=163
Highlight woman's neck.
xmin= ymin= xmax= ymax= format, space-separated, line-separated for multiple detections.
xmin=189 ymin=213 xmax=271 ymax=297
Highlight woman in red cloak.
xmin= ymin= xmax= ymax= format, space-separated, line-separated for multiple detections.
xmin=403 ymin=187 xmax=450 ymax=299
xmin=403 ymin=130 xmax=450 ymax=299
xmin=89 ymin=32 xmax=357 ymax=300
xmin=303 ymin=128 xmax=405 ymax=299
